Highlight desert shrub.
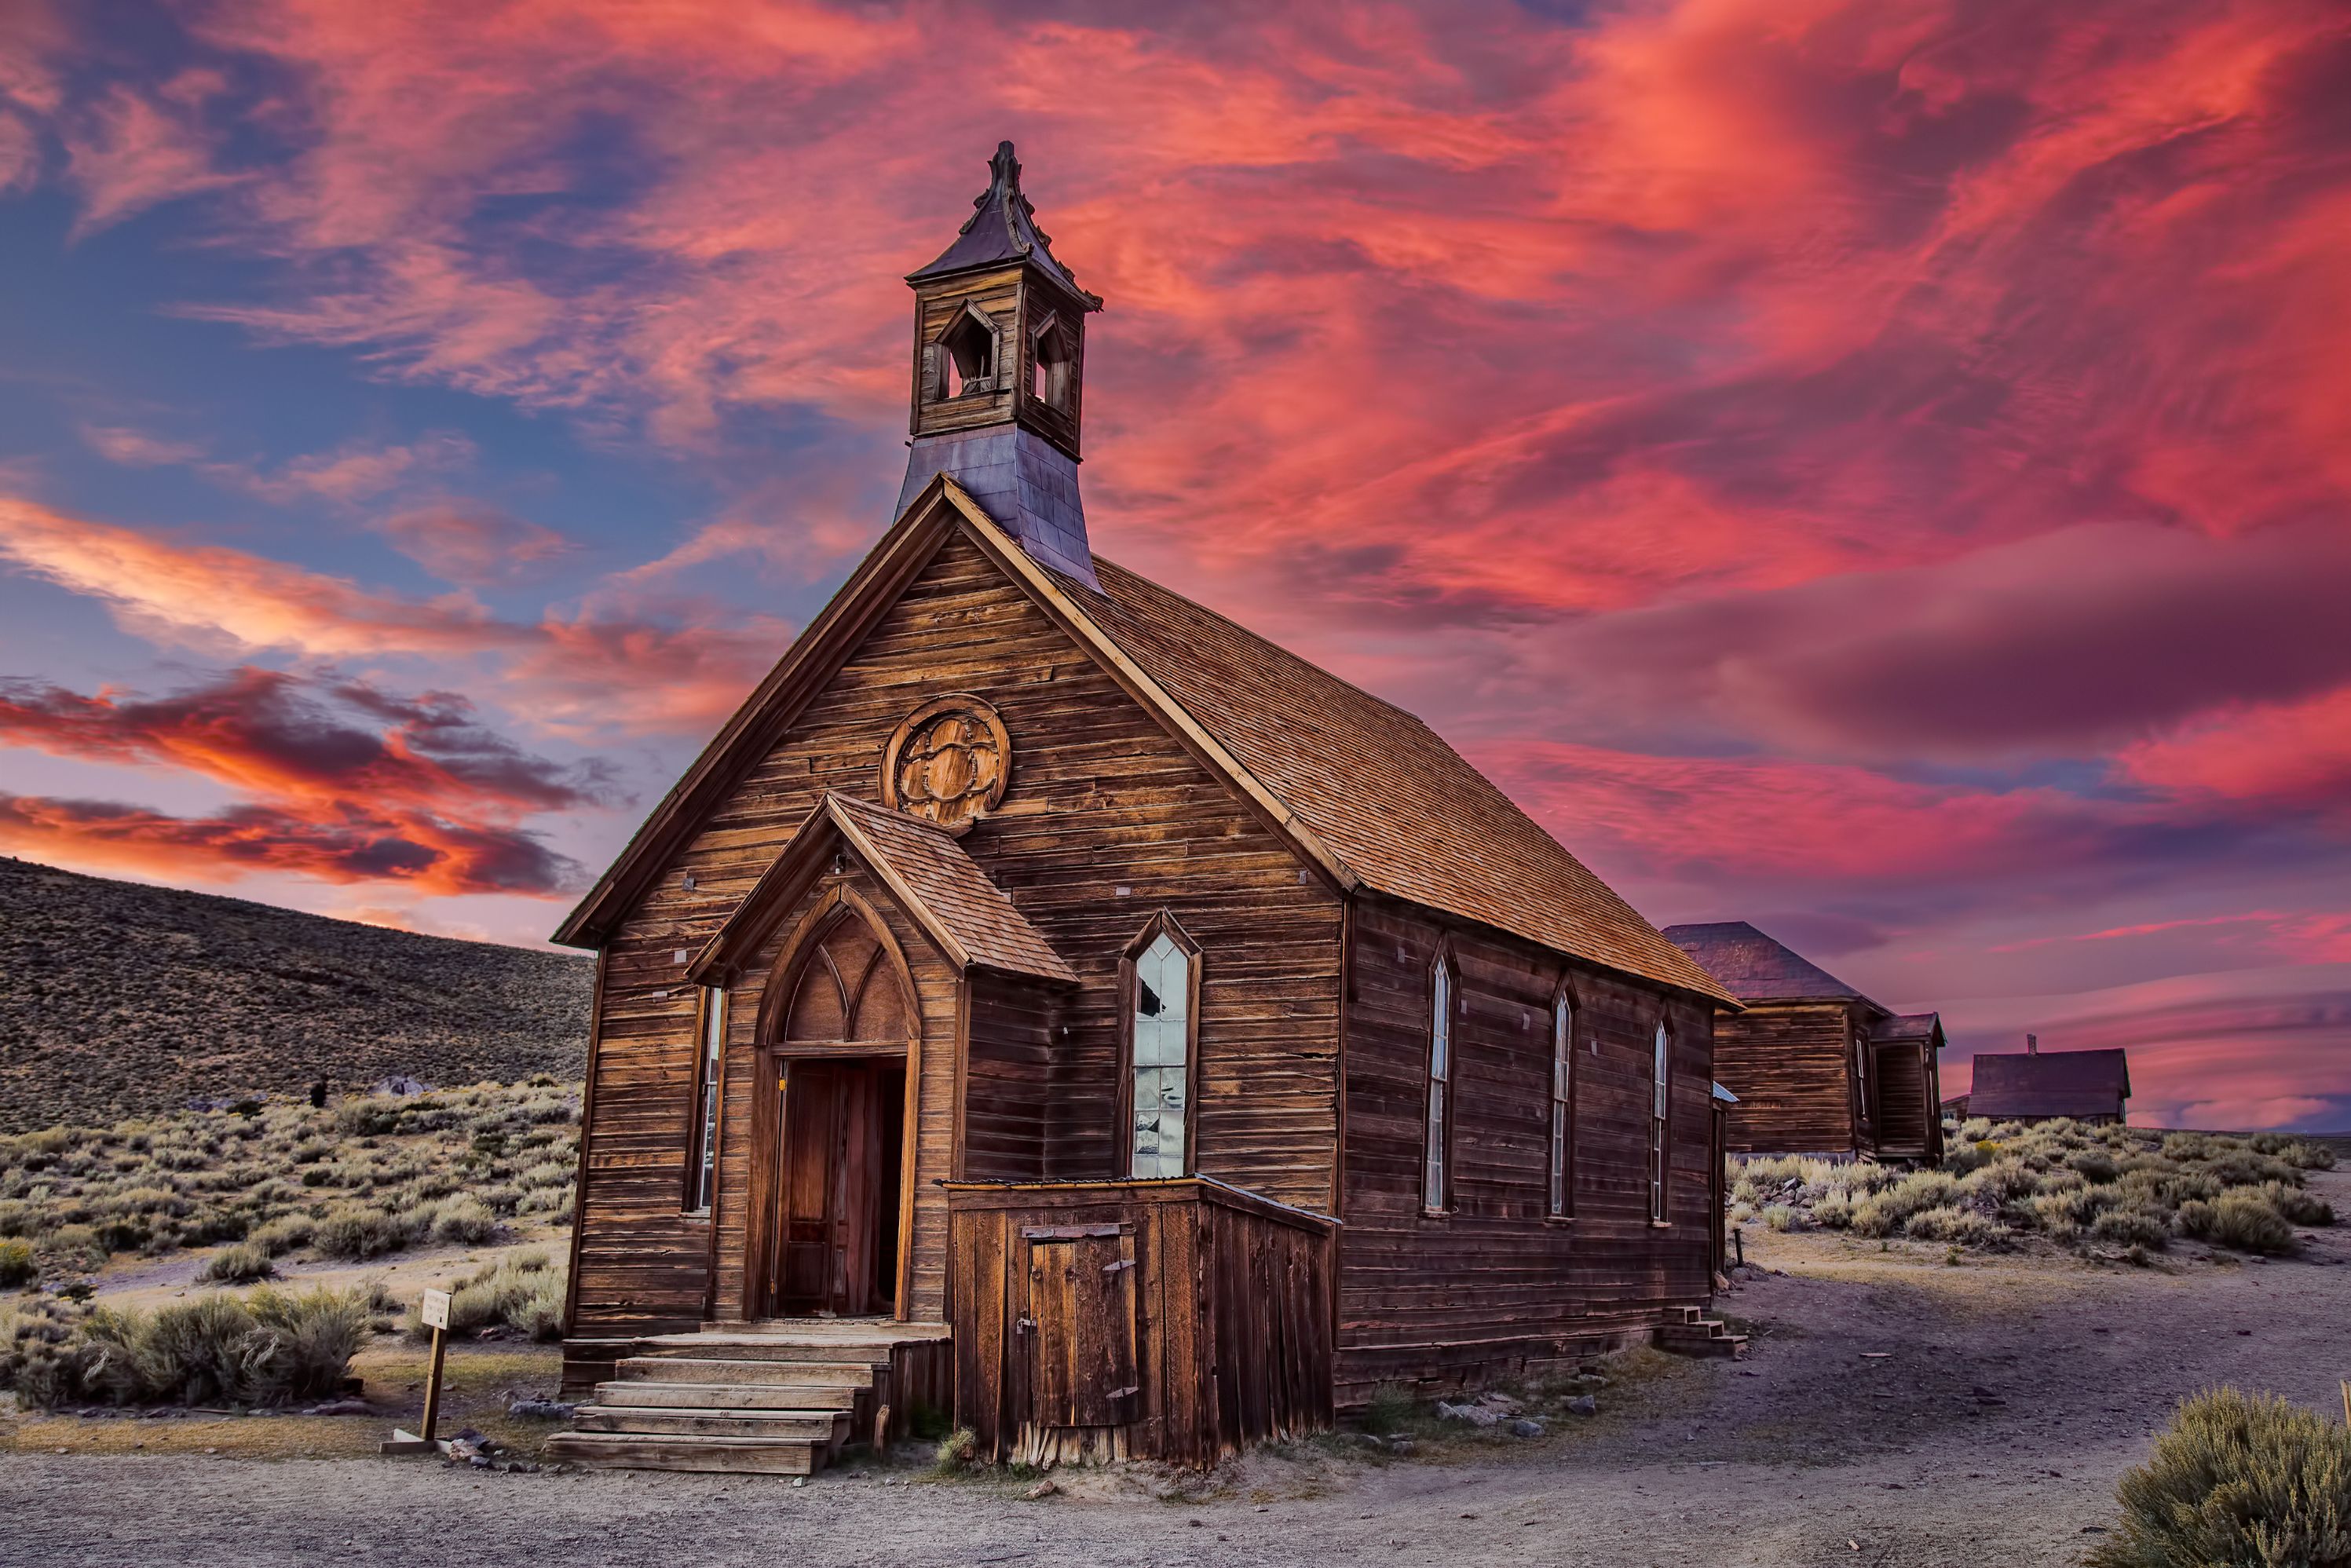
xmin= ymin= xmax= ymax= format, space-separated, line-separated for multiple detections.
xmin=2089 ymin=1388 xmax=2351 ymax=1568
xmin=430 ymin=1195 xmax=498 ymax=1245
xmin=248 ymin=1215 xmax=313 ymax=1256
xmin=2177 ymin=1194 xmax=2298 ymax=1255
xmin=1940 ymin=1139 xmax=1991 ymax=1176
xmin=1903 ymin=1205 xmax=2003 ymax=1246
xmin=1848 ymin=1171 xmax=1963 ymax=1237
xmin=2278 ymin=1140 xmax=2338 ymax=1171
xmin=1761 ymin=1204 xmax=1802 ymax=1233
xmin=415 ymin=1249 xmax=566 ymax=1341
xmin=7 ymin=1288 xmax=366 ymax=1408
xmin=2255 ymin=1180 xmax=2333 ymax=1227
xmin=313 ymin=1204 xmax=420 ymax=1261
xmin=2089 ymin=1207 xmax=2172 ymax=1249
xmin=2067 ymin=1150 xmax=2121 ymax=1184
xmin=2206 ymin=1150 xmax=2300 ymax=1190
xmin=196 ymin=1241 xmax=277 ymax=1285
xmin=0 ymin=1238 xmax=34 ymax=1287
xmin=1961 ymin=1159 xmax=2042 ymax=1205
xmin=46 ymin=1223 xmax=104 ymax=1269
xmin=2031 ymin=1184 xmax=2122 ymax=1233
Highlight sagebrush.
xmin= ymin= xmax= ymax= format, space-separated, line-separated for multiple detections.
xmin=2088 ymin=1388 xmax=2351 ymax=1568
xmin=0 ymin=1285 xmax=367 ymax=1407
xmin=0 ymin=1080 xmax=579 ymax=1287
xmin=1731 ymin=1120 xmax=2335 ymax=1254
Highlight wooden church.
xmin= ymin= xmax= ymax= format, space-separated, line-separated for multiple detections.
xmin=547 ymin=144 xmax=1742 ymax=1475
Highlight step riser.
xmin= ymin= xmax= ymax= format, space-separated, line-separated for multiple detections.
xmin=594 ymin=1382 xmax=859 ymax=1412
xmin=576 ymin=1409 xmax=844 ymax=1440
xmin=616 ymin=1358 xmax=877 ymax=1387
xmin=637 ymin=1345 xmax=891 ymax=1366
xmin=545 ymin=1435 xmax=821 ymax=1476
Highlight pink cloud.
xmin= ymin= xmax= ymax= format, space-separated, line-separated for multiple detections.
xmin=375 ymin=503 xmax=576 ymax=587
xmin=0 ymin=495 xmax=781 ymax=733
xmin=64 ymin=78 xmax=242 ymax=237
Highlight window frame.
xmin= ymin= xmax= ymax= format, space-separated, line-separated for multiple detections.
xmin=1649 ymin=1017 xmax=1672 ymax=1224
xmin=1114 ymin=911 xmax=1204 ymax=1180
xmin=683 ymin=984 xmax=728 ymax=1216
xmin=1547 ymin=981 xmax=1578 ymax=1220
xmin=1422 ymin=941 xmax=1461 ymax=1216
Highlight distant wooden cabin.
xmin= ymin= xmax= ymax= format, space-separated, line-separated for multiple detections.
xmin=544 ymin=144 xmax=1741 ymax=1475
xmin=1964 ymin=1044 xmax=2130 ymax=1126
xmin=1662 ymin=923 xmax=1943 ymax=1162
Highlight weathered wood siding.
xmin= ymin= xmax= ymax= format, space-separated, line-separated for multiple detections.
xmin=946 ymin=1179 xmax=1334 ymax=1467
xmin=962 ymin=970 xmax=1058 ymax=1182
xmin=1336 ymin=899 xmax=1719 ymax=1402
xmin=1872 ymin=1043 xmax=1934 ymax=1156
xmin=1710 ymin=1000 xmax=1860 ymax=1156
xmin=566 ymin=532 xmax=1344 ymax=1338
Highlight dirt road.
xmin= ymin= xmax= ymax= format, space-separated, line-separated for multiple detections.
xmin=8 ymin=1169 xmax=2344 ymax=1568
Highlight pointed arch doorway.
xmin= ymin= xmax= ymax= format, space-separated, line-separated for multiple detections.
xmin=756 ymin=897 xmax=920 ymax=1320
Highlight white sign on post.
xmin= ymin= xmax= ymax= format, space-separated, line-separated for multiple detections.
xmin=420 ymin=1288 xmax=452 ymax=1331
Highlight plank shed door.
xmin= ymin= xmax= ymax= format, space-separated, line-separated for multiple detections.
xmin=1024 ymin=1223 xmax=1139 ymax=1429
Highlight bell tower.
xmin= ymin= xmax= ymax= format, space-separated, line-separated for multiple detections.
xmin=894 ymin=142 xmax=1104 ymax=587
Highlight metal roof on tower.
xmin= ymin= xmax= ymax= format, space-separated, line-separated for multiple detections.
xmin=908 ymin=141 xmax=1098 ymax=305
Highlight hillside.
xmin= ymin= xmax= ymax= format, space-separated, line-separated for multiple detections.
xmin=0 ymin=857 xmax=591 ymax=1132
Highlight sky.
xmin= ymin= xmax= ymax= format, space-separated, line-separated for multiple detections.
xmin=1 ymin=0 xmax=2347 ymax=1130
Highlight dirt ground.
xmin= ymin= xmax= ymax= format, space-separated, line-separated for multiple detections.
xmin=6 ymin=1168 xmax=2346 ymax=1568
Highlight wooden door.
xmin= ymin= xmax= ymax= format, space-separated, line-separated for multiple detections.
xmin=766 ymin=912 xmax=918 ymax=1318
xmin=1023 ymin=1224 xmax=1138 ymax=1428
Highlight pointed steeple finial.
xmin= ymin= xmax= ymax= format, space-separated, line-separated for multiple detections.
xmin=909 ymin=140 xmax=1099 ymax=306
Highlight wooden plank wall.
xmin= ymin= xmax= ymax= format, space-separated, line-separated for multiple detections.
xmin=1872 ymin=1044 xmax=1932 ymax=1154
xmin=945 ymin=1180 xmax=1334 ymax=1467
xmin=962 ymin=971 xmax=1058 ymax=1181
xmin=1710 ymin=1001 xmax=1861 ymax=1157
xmin=567 ymin=532 xmax=1343 ymax=1338
xmin=1336 ymin=900 xmax=1719 ymax=1403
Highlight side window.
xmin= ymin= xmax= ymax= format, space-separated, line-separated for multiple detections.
xmin=1548 ymin=992 xmax=1574 ymax=1218
xmin=1123 ymin=919 xmax=1199 ymax=1179
xmin=1424 ymin=955 xmax=1455 ymax=1213
xmin=1649 ymin=1020 xmax=1671 ymax=1223
xmin=684 ymin=985 xmax=726 ymax=1214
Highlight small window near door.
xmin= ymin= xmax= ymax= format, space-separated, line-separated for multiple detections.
xmin=1122 ymin=916 xmax=1200 ymax=1179
xmin=684 ymin=985 xmax=726 ymax=1214
xmin=1548 ymin=990 xmax=1574 ymax=1218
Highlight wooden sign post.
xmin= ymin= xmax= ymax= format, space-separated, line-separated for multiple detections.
xmin=380 ymin=1288 xmax=454 ymax=1456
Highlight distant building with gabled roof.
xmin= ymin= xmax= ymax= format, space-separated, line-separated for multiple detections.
xmin=1964 ymin=1040 xmax=2130 ymax=1125
xmin=1662 ymin=921 xmax=1943 ymax=1161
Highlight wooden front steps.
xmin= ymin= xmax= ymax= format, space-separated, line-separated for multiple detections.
xmin=1656 ymin=1305 xmax=1748 ymax=1358
xmin=546 ymin=1320 xmax=950 ymax=1477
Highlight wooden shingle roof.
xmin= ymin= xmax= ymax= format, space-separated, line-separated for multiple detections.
xmin=1048 ymin=557 xmax=1735 ymax=1005
xmin=689 ymin=792 xmax=1076 ymax=986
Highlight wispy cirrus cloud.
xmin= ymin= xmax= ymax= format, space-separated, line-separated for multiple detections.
xmin=0 ymin=495 xmax=780 ymax=733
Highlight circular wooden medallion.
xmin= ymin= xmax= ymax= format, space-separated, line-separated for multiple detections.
xmin=879 ymin=695 xmax=1011 ymax=833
